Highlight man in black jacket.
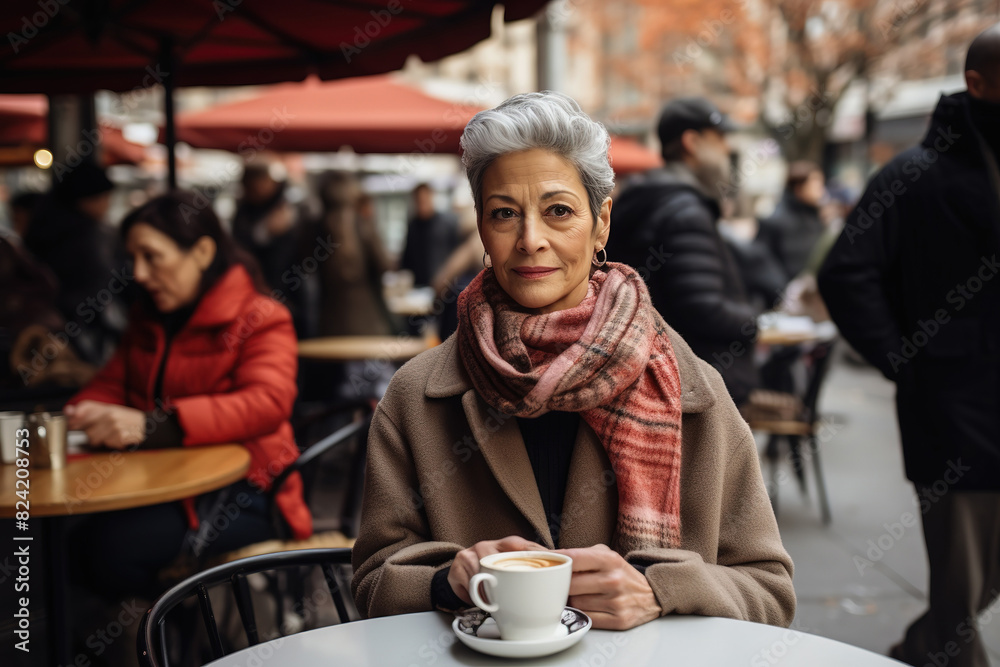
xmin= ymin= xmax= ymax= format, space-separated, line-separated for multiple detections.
xmin=610 ymin=97 xmax=758 ymax=405
xmin=757 ymin=160 xmax=827 ymax=284
xmin=401 ymin=183 xmax=460 ymax=287
xmin=818 ymin=24 xmax=1000 ymax=667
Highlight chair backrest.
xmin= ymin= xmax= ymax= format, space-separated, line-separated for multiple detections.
xmin=271 ymin=414 xmax=370 ymax=502
xmin=269 ymin=411 xmax=371 ymax=539
xmin=137 ymin=547 xmax=353 ymax=667
xmin=801 ymin=340 xmax=835 ymax=421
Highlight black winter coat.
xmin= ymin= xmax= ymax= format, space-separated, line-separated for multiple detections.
xmin=818 ymin=91 xmax=1000 ymax=490
xmin=610 ymin=166 xmax=759 ymax=405
xmin=401 ymin=211 xmax=460 ymax=287
xmin=23 ymin=198 xmax=127 ymax=364
xmin=758 ymin=194 xmax=825 ymax=283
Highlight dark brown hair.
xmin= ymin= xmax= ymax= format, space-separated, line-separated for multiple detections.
xmin=120 ymin=191 xmax=269 ymax=296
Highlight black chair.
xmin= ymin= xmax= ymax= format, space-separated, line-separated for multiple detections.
xmin=152 ymin=417 xmax=370 ymax=665
xmin=137 ymin=548 xmax=354 ymax=667
xmin=268 ymin=411 xmax=372 ymax=540
xmin=745 ymin=340 xmax=836 ymax=524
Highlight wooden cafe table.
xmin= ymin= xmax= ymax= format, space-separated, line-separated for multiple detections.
xmin=0 ymin=445 xmax=250 ymax=517
xmin=0 ymin=444 xmax=250 ymax=665
xmin=297 ymin=335 xmax=434 ymax=363
xmin=385 ymin=287 xmax=436 ymax=318
xmin=296 ymin=335 xmax=435 ymax=536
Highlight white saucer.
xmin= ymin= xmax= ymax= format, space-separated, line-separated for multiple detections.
xmin=452 ymin=607 xmax=592 ymax=659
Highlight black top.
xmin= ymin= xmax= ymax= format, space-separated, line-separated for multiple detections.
xmin=430 ymin=410 xmax=580 ymax=611
xmin=139 ymin=303 xmax=195 ymax=450
xmin=153 ymin=303 xmax=195 ymax=402
xmin=757 ymin=193 xmax=825 ymax=282
xmin=517 ymin=411 xmax=580 ymax=545
xmin=400 ymin=211 xmax=460 ymax=287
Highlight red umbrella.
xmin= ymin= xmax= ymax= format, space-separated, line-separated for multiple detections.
xmin=609 ymin=136 xmax=662 ymax=175
xmin=0 ymin=1 xmax=548 ymax=93
xmin=0 ymin=1 xmax=549 ymax=185
xmin=172 ymin=75 xmax=481 ymax=154
xmin=170 ymin=76 xmax=664 ymax=173
xmin=0 ymin=96 xmax=147 ymax=166
xmin=0 ymin=94 xmax=47 ymax=144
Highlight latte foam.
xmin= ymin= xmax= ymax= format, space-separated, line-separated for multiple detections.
xmin=491 ymin=556 xmax=563 ymax=571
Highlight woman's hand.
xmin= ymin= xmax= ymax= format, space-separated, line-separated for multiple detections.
xmin=556 ymin=544 xmax=662 ymax=630
xmin=65 ymin=401 xmax=147 ymax=449
xmin=448 ymin=536 xmax=547 ymax=605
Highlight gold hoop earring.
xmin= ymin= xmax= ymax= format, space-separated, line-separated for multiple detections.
xmin=483 ymin=251 xmax=492 ymax=268
xmin=592 ymin=247 xmax=607 ymax=267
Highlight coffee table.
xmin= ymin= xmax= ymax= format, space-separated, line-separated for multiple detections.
xmin=297 ymin=335 xmax=434 ymax=362
xmin=0 ymin=445 xmax=250 ymax=665
xmin=203 ymin=610 xmax=905 ymax=666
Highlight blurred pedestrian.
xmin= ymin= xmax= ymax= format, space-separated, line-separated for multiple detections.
xmin=23 ymin=159 xmax=127 ymax=365
xmin=306 ymin=171 xmax=394 ymax=337
xmin=610 ymin=97 xmax=759 ymax=405
xmin=232 ymin=159 xmax=299 ymax=293
xmin=818 ymin=23 xmax=1000 ymax=667
xmin=757 ymin=161 xmax=826 ymax=284
xmin=400 ymin=183 xmax=460 ymax=287
xmin=431 ymin=192 xmax=482 ymax=340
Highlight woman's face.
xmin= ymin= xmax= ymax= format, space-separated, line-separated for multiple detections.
xmin=479 ymin=149 xmax=610 ymax=314
xmin=125 ymin=223 xmax=215 ymax=313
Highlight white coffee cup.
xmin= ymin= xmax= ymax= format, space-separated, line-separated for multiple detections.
xmin=468 ymin=551 xmax=572 ymax=641
xmin=0 ymin=412 xmax=25 ymax=464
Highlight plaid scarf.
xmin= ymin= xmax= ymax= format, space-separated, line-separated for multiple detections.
xmin=457 ymin=262 xmax=683 ymax=552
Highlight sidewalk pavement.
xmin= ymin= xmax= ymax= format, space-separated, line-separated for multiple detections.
xmin=770 ymin=357 xmax=1000 ymax=663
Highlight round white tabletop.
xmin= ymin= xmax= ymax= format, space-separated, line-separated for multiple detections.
xmin=205 ymin=611 xmax=903 ymax=666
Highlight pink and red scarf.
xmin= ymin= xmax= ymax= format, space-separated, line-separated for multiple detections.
xmin=457 ymin=262 xmax=683 ymax=552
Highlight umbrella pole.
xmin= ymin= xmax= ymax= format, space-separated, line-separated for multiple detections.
xmin=161 ymin=39 xmax=177 ymax=190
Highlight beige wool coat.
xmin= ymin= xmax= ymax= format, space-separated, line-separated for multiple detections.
xmin=351 ymin=328 xmax=796 ymax=626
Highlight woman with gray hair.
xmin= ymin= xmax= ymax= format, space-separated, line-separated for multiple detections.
xmin=352 ymin=92 xmax=795 ymax=630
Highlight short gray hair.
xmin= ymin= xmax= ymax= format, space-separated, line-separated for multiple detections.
xmin=460 ymin=91 xmax=614 ymax=224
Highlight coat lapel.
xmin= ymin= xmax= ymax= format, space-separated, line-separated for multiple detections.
xmin=558 ymin=421 xmax=617 ymax=548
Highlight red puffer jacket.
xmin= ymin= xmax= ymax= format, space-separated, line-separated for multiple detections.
xmin=67 ymin=264 xmax=311 ymax=540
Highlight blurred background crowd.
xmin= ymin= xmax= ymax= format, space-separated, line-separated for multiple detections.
xmin=3 ymin=0 xmax=993 ymax=382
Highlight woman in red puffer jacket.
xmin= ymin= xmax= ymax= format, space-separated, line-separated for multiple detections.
xmin=65 ymin=191 xmax=310 ymax=599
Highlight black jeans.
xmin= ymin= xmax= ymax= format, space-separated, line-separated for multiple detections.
xmin=72 ymin=480 xmax=275 ymax=601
